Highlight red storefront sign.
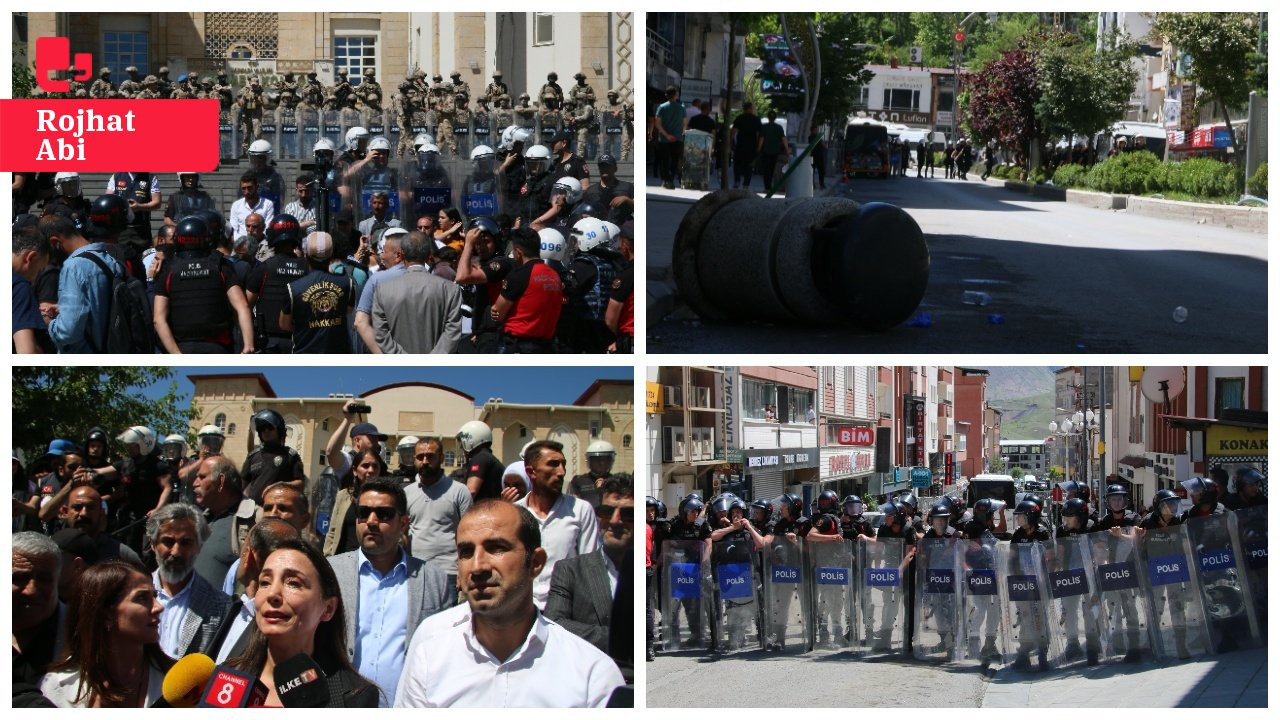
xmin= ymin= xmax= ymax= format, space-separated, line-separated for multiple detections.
xmin=837 ymin=426 xmax=875 ymax=446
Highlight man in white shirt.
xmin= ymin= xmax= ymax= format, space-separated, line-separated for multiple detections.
xmin=394 ymin=500 xmax=623 ymax=707
xmin=228 ymin=172 xmax=276 ymax=238
xmin=514 ymin=440 xmax=601 ymax=608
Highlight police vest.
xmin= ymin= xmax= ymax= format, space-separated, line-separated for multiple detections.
xmin=576 ymin=253 xmax=616 ymax=320
xmin=713 ymin=529 xmax=754 ymax=565
xmin=519 ymin=173 xmax=554 ymax=224
xmin=167 ymin=255 xmax=233 ymax=340
xmin=111 ymin=172 xmax=152 ymax=224
xmin=258 ymin=256 xmax=308 ymax=335
xmin=172 ymin=190 xmax=214 ymax=219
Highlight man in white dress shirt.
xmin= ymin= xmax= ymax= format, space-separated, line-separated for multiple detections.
xmin=394 ymin=500 xmax=623 ymax=707
xmin=513 ymin=440 xmax=601 ymax=608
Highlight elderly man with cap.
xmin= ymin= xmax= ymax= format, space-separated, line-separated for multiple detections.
xmin=279 ymin=231 xmax=356 ymax=353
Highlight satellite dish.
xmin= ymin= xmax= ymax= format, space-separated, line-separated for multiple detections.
xmin=1140 ymin=367 xmax=1186 ymax=406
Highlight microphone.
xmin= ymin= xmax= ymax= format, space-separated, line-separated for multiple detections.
xmin=156 ymin=653 xmax=216 ymax=707
xmin=197 ymin=665 xmax=269 ymax=708
xmin=273 ymin=653 xmax=329 ymax=708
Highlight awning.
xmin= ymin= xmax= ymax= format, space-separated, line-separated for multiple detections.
xmin=1118 ymin=455 xmax=1149 ymax=468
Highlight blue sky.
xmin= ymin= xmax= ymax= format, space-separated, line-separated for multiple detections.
xmin=142 ymin=366 xmax=634 ymax=408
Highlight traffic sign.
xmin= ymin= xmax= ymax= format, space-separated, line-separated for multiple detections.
xmin=911 ymin=467 xmax=932 ymax=489
xmin=954 ymin=30 xmax=965 ymax=43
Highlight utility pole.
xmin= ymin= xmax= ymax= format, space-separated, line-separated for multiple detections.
xmin=720 ymin=14 xmax=737 ymax=191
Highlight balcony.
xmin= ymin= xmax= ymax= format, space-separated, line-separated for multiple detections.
xmin=647 ymin=28 xmax=679 ymax=74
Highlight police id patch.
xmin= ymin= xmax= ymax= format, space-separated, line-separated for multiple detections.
xmin=489 ymin=261 xmax=503 ymax=272
xmin=966 ymin=569 xmax=997 ymax=595
xmin=273 ymin=455 xmax=283 ymax=467
xmin=611 ymin=278 xmax=622 ymax=290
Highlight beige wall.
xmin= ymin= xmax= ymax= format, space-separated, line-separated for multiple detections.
xmin=482 ymin=404 xmax=635 ymax=481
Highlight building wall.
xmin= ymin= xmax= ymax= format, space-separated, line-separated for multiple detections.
xmin=954 ymin=370 xmax=987 ymax=479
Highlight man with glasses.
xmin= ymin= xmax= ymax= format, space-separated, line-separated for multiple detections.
xmin=546 ymin=477 xmax=634 ymax=680
xmin=330 ymin=478 xmax=453 ymax=707
xmin=404 ymin=437 xmax=473 ymax=591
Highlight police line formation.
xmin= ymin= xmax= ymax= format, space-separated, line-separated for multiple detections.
xmin=647 ymin=472 xmax=1266 ymax=675
xmin=16 ymin=94 xmax=636 ymax=353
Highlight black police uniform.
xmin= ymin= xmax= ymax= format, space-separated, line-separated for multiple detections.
xmin=581 ymin=178 xmax=634 ymax=225
xmin=1093 ymin=509 xmax=1140 ymax=531
xmin=840 ymin=515 xmax=874 ymax=541
xmin=518 ymin=172 xmax=555 ymax=226
xmin=668 ymin=515 xmax=711 ymax=644
xmin=709 ymin=519 xmax=756 ymax=650
xmin=568 ymin=472 xmax=610 ymax=508
xmin=498 ymin=154 xmax=526 ymax=213
xmin=464 ymin=445 xmax=505 ymax=500
xmin=246 ymin=253 xmax=308 ymax=352
xmin=1055 ymin=517 xmax=1096 ymax=537
xmin=1222 ymin=491 xmax=1266 ymax=510
xmin=109 ymin=172 xmax=156 ymax=238
xmin=460 ymin=254 xmax=515 ymax=354
xmin=556 ymin=154 xmax=590 ymax=183
xmin=1139 ymin=510 xmax=1183 ymax=530
xmin=764 ymin=514 xmax=809 ymax=648
xmin=283 ymin=268 xmax=355 ymax=354
xmin=163 ymin=188 xmax=215 ymax=223
xmin=875 ymin=519 xmax=917 ymax=651
xmin=155 ymin=253 xmax=242 ymax=353
xmin=240 ymin=443 xmax=306 ymax=503
xmin=118 ymin=450 xmax=171 ymax=551
xmin=1011 ymin=524 xmax=1051 ymax=543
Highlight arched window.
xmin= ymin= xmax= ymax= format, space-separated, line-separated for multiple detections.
xmin=214 ymin=413 xmax=227 ymax=433
xmin=227 ymin=423 xmax=237 ymax=436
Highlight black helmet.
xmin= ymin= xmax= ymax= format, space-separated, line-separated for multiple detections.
xmin=547 ymin=72 xmax=558 ymax=81
xmin=1235 ymin=467 xmax=1265 ymax=487
xmin=1106 ymin=483 xmax=1130 ymax=498
xmin=710 ymin=493 xmax=736 ymax=517
xmin=950 ymin=495 xmax=966 ymax=514
xmin=780 ymin=493 xmax=804 ymax=520
xmin=655 ymin=499 xmax=668 ymax=519
xmin=88 ymin=194 xmax=129 ymax=237
xmin=173 ymin=216 xmax=210 ymax=256
xmin=897 ymin=491 xmax=919 ymax=512
xmin=973 ymin=497 xmax=1005 ymax=522
xmin=1181 ymin=476 xmax=1220 ymax=506
xmin=1062 ymin=497 xmax=1090 ymax=523
xmin=749 ymin=498 xmax=772 ymax=524
xmin=678 ymin=495 xmax=704 ymax=516
xmin=266 ymin=213 xmax=302 ymax=249
xmin=197 ymin=209 xmax=226 ymax=241
xmin=570 ymin=201 xmax=604 ymax=221
xmin=252 ymin=408 xmax=286 ymax=437
xmin=729 ymin=496 xmax=748 ymax=515
xmin=469 ymin=215 xmax=502 ymax=238
xmin=84 ymin=426 xmax=109 ymax=452
xmin=1013 ymin=499 xmax=1043 ymax=526
xmin=927 ymin=501 xmax=952 ymax=522
xmin=816 ymin=489 xmax=840 ymax=515
xmin=841 ymin=495 xmax=864 ymax=517
xmin=646 ymin=495 xmax=659 ymax=512
xmin=1022 ymin=493 xmax=1044 ymax=509
xmin=881 ymin=500 xmax=905 ymax=526
xmin=1152 ymin=488 xmax=1181 ymax=517
xmin=1058 ymin=480 xmax=1084 ymax=497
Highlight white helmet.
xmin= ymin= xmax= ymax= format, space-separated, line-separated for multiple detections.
xmin=162 ymin=433 xmax=189 ymax=460
xmin=512 ymin=128 xmax=533 ymax=146
xmin=524 ymin=144 xmax=552 ymax=174
xmin=313 ymin=138 xmax=336 ymax=155
xmin=248 ymin=139 xmax=272 ymax=155
xmin=552 ymin=176 xmax=583 ymax=205
xmin=456 ymin=421 xmax=493 ymax=453
xmin=416 ymin=142 xmax=441 ymax=169
xmin=412 ymin=132 xmax=437 ymax=151
xmin=368 ymin=136 xmax=391 ymax=152
xmin=470 ymin=144 xmax=496 ymax=161
xmin=54 ymin=171 xmax=80 ymax=183
xmin=600 ymin=220 xmax=621 ymax=242
xmin=397 ymin=435 xmax=421 ymax=451
xmin=571 ymin=217 xmax=612 ymax=253
xmin=345 ymin=126 xmax=370 ymax=151
xmin=499 ymin=126 xmax=517 ymax=150
xmin=54 ymin=172 xmax=81 ymax=196
xmin=197 ymin=424 xmax=225 ymax=438
xmin=537 ymin=227 xmax=568 ymax=263
xmin=586 ymin=440 xmax=616 ymax=457
xmin=117 ymin=426 xmax=157 ymax=455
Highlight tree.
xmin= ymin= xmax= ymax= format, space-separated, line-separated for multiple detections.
xmin=964 ymin=46 xmax=1043 ymax=165
xmin=1034 ymin=30 xmax=1139 ymax=142
xmin=988 ymin=457 xmax=1008 ymax=473
xmin=13 ymin=368 xmax=196 ymax=462
xmin=1150 ymin=12 xmax=1262 ymax=156
xmin=745 ymin=13 xmax=875 ymax=129
xmin=1011 ymin=467 xmax=1026 ymax=481
xmin=1048 ymin=466 xmax=1065 ymax=481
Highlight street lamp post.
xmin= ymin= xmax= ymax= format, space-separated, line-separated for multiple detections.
xmin=950 ymin=12 xmax=988 ymax=141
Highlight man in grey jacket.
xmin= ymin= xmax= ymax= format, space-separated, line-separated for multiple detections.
xmin=371 ymin=230 xmax=463 ymax=353
xmin=329 ymin=478 xmax=453 ymax=706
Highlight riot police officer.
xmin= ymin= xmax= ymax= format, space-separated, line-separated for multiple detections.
xmin=839 ymin=495 xmax=875 ymax=539
xmin=646 ymin=495 xmax=669 ymax=661
xmin=240 ymin=408 xmax=307 ymax=502
xmin=245 ymin=213 xmax=308 ymax=352
xmin=922 ymin=501 xmax=956 ymax=539
xmin=163 ymin=173 xmax=215 ymax=227
xmin=561 ymin=217 xmax=619 ymax=352
xmin=1054 ymin=497 xmax=1102 ymax=664
xmin=408 ymin=136 xmax=452 ymax=225
xmin=668 ymin=495 xmax=711 ymax=648
xmin=1181 ymin=476 xmax=1226 ymax=519
xmin=497 ymin=127 xmax=531 ymax=212
xmin=518 ymin=144 xmax=555 ymax=227
xmin=247 ymin=141 xmax=286 ymax=210
xmin=873 ymin=500 xmax=917 ymax=652
xmin=897 ymin=491 xmax=926 ymax=536
xmin=567 ymin=440 xmax=615 ymax=508
xmin=960 ymin=498 xmax=1004 ymax=664
xmin=1088 ymin=484 xmax=1144 ymax=662
xmin=153 ymin=216 xmax=255 ymax=354
xmin=44 ymin=172 xmax=91 ymax=218
xmin=1010 ymin=499 xmax=1051 ymax=671
xmin=762 ymin=493 xmax=809 ymax=651
xmin=708 ymin=495 xmax=762 ymax=652
xmin=462 ymin=145 xmax=500 ymax=218
xmin=1223 ymin=467 xmax=1266 ymax=509
xmin=806 ymin=490 xmax=847 ymax=647
xmin=1139 ymin=488 xmax=1193 ymax=658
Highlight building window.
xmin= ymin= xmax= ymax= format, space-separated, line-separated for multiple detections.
xmin=1215 ymin=377 xmax=1245 ymax=418
xmin=590 ymin=420 xmax=601 ymax=438
xmin=227 ymin=423 xmax=236 ymax=436
xmin=214 ymin=413 xmax=227 ymax=433
xmin=227 ymin=43 xmax=255 ymax=60
xmin=622 ymin=434 xmax=632 ymax=448
xmin=883 ymin=88 xmax=920 ymax=111
xmin=101 ymin=30 xmax=149 ymax=79
xmin=322 ymin=419 xmax=330 ymax=431
xmin=319 ymin=453 xmax=327 ymax=465
xmin=334 ymin=34 xmax=378 ymax=85
xmin=445 ymin=451 xmax=457 ymax=467
xmin=534 ymin=13 xmax=554 ymax=46
xmin=742 ymin=378 xmax=774 ymax=421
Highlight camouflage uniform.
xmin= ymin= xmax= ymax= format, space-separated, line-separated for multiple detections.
xmin=514 ymin=94 xmax=537 ymax=130
xmin=172 ymin=78 xmax=196 ymax=100
xmin=302 ymin=73 xmax=326 ymax=109
xmin=411 ymin=70 xmax=430 ymax=98
xmin=135 ymin=76 xmax=162 ymax=100
xmin=213 ymin=75 xmax=236 ymax=111
xmin=538 ymin=101 xmax=562 ymax=141
xmin=329 ymin=70 xmax=353 ymax=110
xmin=66 ymin=67 xmax=88 ymax=97
xmin=89 ymin=68 xmax=113 ymax=99
xmin=394 ymin=82 xmax=418 ymax=157
xmin=238 ymin=78 xmax=266 ymax=155
xmin=356 ymin=68 xmax=382 ymax=107
xmin=483 ymin=72 xmax=508 ymax=105
xmin=473 ymin=98 xmax=494 ymax=146
xmin=569 ymin=98 xmax=597 ymax=159
xmin=539 ymin=73 xmax=564 ymax=108
xmin=444 ymin=95 xmax=472 ymax=156
xmin=622 ymin=99 xmax=635 ymax=161
xmin=429 ymin=75 xmax=449 ymax=109
xmin=155 ymin=67 xmax=174 ymax=98
xmin=117 ymin=67 xmax=143 ymax=98
xmin=568 ymin=73 xmax=596 ymax=111
xmin=448 ymin=72 xmax=469 ymax=103
xmin=494 ymin=95 xmax=514 ymax=134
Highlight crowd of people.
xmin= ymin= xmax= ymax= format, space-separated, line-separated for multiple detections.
xmin=12 ymin=124 xmax=635 ymax=354
xmin=13 ymin=403 xmax=635 ymax=707
xmin=646 ymin=469 xmax=1266 ymax=671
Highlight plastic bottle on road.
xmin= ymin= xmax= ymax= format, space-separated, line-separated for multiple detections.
xmin=961 ymin=290 xmax=991 ymax=306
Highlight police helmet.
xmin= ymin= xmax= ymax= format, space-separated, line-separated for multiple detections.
xmin=198 ymin=424 xmax=224 ymax=439
xmin=571 ymin=201 xmax=604 ymax=221
xmin=367 ymin=136 xmax=392 ymax=153
xmin=125 ymin=66 xmax=139 ymax=74
xmin=162 ymin=434 xmax=188 ymax=461
xmin=469 ymin=215 xmax=502 ymax=239
xmin=1013 ymin=499 xmax=1043 ymax=527
xmin=749 ymin=498 xmax=772 ymax=524
xmin=1104 ymin=483 xmax=1131 ymax=510
xmin=455 ymin=420 xmax=493 ymax=453
xmin=345 ymin=126 xmax=371 ymax=151
xmin=117 ymin=426 xmax=156 ymax=455
xmin=1022 ymin=493 xmax=1045 ymax=509
xmin=599 ymin=221 xmax=622 ymax=244
xmin=88 ymin=194 xmax=130 ymax=237
xmin=710 ymin=494 xmax=736 ymax=518
xmin=552 ymin=176 xmax=583 ymax=205
xmin=1181 ymin=476 xmax=1220 ymax=506
xmin=927 ymin=501 xmax=952 ymax=521
xmin=413 ymin=132 xmax=437 ymax=151
xmin=536 ymin=228 xmax=568 ymax=263
xmin=679 ymin=495 xmax=705 ymax=517
xmin=84 ymin=427 xmax=110 ymax=452
xmin=570 ymin=218 xmax=611 ymax=254
xmin=54 ymin=172 xmax=82 ymax=196
xmin=779 ymin=493 xmax=805 ymax=521
xmin=337 ymin=68 xmax=348 ymax=77
xmin=313 ymin=137 xmax=336 ymax=156
xmin=252 ymin=409 xmax=287 ymax=437
xmin=655 ymin=499 xmax=669 ymax=519
xmin=196 ymin=209 xmax=226 ymax=243
xmin=815 ymin=489 xmax=840 ymax=515
xmin=416 ymin=143 xmax=441 ymax=168
xmin=266 ymin=213 xmax=303 ymax=250
xmin=586 ymin=440 xmax=615 ymax=458
xmin=897 ymin=491 xmax=919 ymax=512
xmin=510 ymin=127 xmax=532 ymax=147
xmin=363 ymin=67 xmax=376 ymax=77
xmin=841 ymin=495 xmax=865 ymax=517
xmin=524 ymin=144 xmax=552 ymax=175
xmin=646 ymin=495 xmax=660 ymax=513
xmin=1062 ymin=497 xmax=1090 ymax=524
xmin=519 ymin=92 xmax=531 ymax=100
xmin=972 ymin=497 xmax=1003 ymax=521
xmin=1058 ymin=480 xmax=1083 ymax=497
xmin=950 ymin=495 xmax=967 ymax=515
xmin=1152 ymin=488 xmax=1182 ymax=517
xmin=173 ymin=216 xmax=211 ymax=256
xmin=1235 ymin=467 xmax=1265 ymax=487
xmin=99 ymin=67 xmax=111 ymax=77
xmin=881 ymin=500 xmax=905 ymax=526
xmin=176 ymin=171 xmax=201 ymax=185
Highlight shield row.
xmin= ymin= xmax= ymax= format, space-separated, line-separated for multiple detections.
xmin=658 ymin=506 xmax=1265 ymax=668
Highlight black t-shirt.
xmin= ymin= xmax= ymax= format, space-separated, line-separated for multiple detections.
xmin=1139 ymin=512 xmax=1183 ymax=530
xmin=283 ymin=269 xmax=355 ymax=353
xmin=839 ymin=516 xmax=874 ymax=541
xmin=119 ymin=451 xmax=171 ymax=515
xmin=922 ymin=525 xmax=956 ymax=539
xmin=688 ymin=113 xmax=717 ymax=134
xmin=470 ymin=254 xmax=515 ymax=336
xmin=1010 ymin=525 xmax=1051 ymax=543
xmin=464 ymin=446 xmax=505 ymax=501
xmin=669 ymin=516 xmax=711 ymax=542
xmin=876 ymin=521 xmax=917 ymax=547
xmin=1092 ymin=510 xmax=1139 ymax=531
xmin=568 ymin=472 xmax=607 ymax=508
xmin=240 ymin=445 xmax=307 ymax=503
xmin=581 ymin=180 xmax=635 ymax=225
xmin=768 ymin=516 xmax=811 ymax=539
xmin=35 ymin=263 xmax=62 ymax=304
xmin=555 ymin=154 xmax=590 ymax=182
xmin=731 ymin=114 xmax=762 ymax=153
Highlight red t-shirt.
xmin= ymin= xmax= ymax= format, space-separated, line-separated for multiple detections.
xmin=609 ymin=262 xmax=634 ymax=336
xmin=646 ymin=523 xmax=654 ymax=568
xmin=501 ymin=260 xmax=563 ymax=339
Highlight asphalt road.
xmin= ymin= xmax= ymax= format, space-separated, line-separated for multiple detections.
xmin=646 ymin=174 xmax=1267 ymax=353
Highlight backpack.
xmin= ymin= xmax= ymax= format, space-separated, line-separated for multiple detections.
xmin=80 ymin=250 xmax=155 ymax=354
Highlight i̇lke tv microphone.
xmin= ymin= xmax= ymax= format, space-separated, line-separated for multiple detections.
xmin=197 ymin=664 xmax=269 ymax=708
xmin=153 ymin=653 xmax=215 ymax=707
xmin=273 ymin=653 xmax=330 ymax=708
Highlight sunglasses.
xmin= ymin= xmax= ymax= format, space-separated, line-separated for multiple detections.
xmin=356 ymin=505 xmax=398 ymax=523
xmin=596 ymin=504 xmax=634 ymax=523
xmin=414 ymin=453 xmax=437 ymax=460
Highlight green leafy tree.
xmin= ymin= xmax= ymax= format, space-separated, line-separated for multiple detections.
xmin=1048 ymin=466 xmax=1065 ymax=481
xmin=1034 ymin=30 xmax=1138 ymax=142
xmin=13 ymin=368 xmax=196 ymax=462
xmin=987 ymin=456 xmax=1007 ymax=473
xmin=14 ymin=62 xmax=36 ymax=99
xmin=1151 ymin=12 xmax=1262 ymax=156
xmin=1010 ymin=466 xmax=1026 ymax=481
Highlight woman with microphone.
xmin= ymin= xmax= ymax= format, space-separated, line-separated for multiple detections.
xmin=41 ymin=561 xmax=173 ymax=707
xmin=227 ymin=538 xmax=377 ymax=706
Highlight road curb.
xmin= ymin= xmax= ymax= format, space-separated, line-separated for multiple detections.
xmin=992 ymin=178 xmax=1265 ymax=232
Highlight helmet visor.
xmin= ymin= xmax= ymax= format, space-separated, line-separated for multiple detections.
xmin=199 ymin=434 xmax=224 ymax=454
xmin=1107 ymin=495 xmax=1128 ymax=512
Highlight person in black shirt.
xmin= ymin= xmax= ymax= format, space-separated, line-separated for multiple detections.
xmin=1053 ymin=498 xmax=1101 ymax=665
xmin=1181 ymin=476 xmax=1227 ymax=520
xmin=762 ymin=493 xmax=809 ymax=651
xmin=961 ymin=498 xmax=1003 ymax=665
xmin=1089 ymin=484 xmax=1144 ymax=662
xmin=455 ymin=420 xmax=505 ymax=500
xmin=245 ymin=214 xmax=308 ymax=353
xmin=668 ymin=495 xmax=711 ymax=648
xmin=551 ymin=131 xmax=590 ymax=187
xmin=240 ymin=408 xmax=306 ymax=503
xmin=455 ymin=219 xmax=514 ymax=354
xmin=708 ymin=495 xmax=762 ymax=652
xmin=1010 ymin=499 xmax=1051 ymax=671
xmin=874 ymin=501 xmax=917 ymax=652
xmin=115 ymin=427 xmax=172 ymax=554
xmin=1222 ymin=467 xmax=1266 ymax=510
xmin=839 ymin=496 xmax=874 ymax=540
xmin=920 ymin=502 xmax=959 ymax=656
xmin=645 ymin=496 xmax=669 ymax=661
xmin=580 ymin=155 xmax=633 ymax=225
xmin=730 ymin=103 xmax=762 ymax=190
xmin=280 ymin=232 xmax=355 ymax=354
xmin=1138 ymin=489 xmax=1195 ymax=659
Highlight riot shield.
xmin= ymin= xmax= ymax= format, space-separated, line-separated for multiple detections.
xmin=1000 ymin=541 xmax=1057 ymax=670
xmin=350 ymin=161 xmax=402 ymax=220
xmin=960 ymin=531 xmax=1007 ymax=667
xmin=367 ymin=111 xmax=387 ymax=139
xmin=762 ymin=535 xmax=810 ymax=653
xmin=601 ymin=106 xmax=624 ymax=159
xmin=260 ymin=116 xmax=279 ymax=158
xmin=710 ymin=537 xmax=762 ymax=653
xmin=1089 ymin=528 xmax=1152 ymax=662
xmin=322 ymin=110 xmax=343 ymax=148
xmin=808 ymin=539 xmax=857 ymax=650
xmin=454 ymin=116 xmax=472 ymax=158
xmin=914 ymin=536 xmax=963 ymax=661
xmin=1186 ymin=513 xmax=1262 ymax=652
xmin=858 ymin=536 xmax=906 ymax=654
xmin=403 ymin=157 xmax=453 ymax=226
xmin=1046 ymin=533 xmax=1102 ymax=666
xmin=301 ymin=109 xmax=321 ymax=158
xmin=1231 ymin=506 xmax=1266 ymax=633
xmin=219 ymin=108 xmax=239 ymax=160
xmin=279 ymin=110 xmax=300 ymax=160
xmin=681 ymin=129 xmax=714 ymax=191
xmin=473 ymin=113 xmax=494 ymax=148
xmin=660 ymin=538 xmax=710 ymax=651
xmin=1140 ymin=523 xmax=1212 ymax=661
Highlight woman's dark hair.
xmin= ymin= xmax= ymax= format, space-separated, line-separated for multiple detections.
xmin=48 ymin=560 xmax=172 ymax=706
xmin=226 ymin=539 xmax=374 ymax=697
xmin=342 ymin=448 xmax=388 ymax=490
xmin=438 ymin=207 xmax=463 ymax=226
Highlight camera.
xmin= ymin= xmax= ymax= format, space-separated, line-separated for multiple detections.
xmin=348 ymin=402 xmax=372 ymax=414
